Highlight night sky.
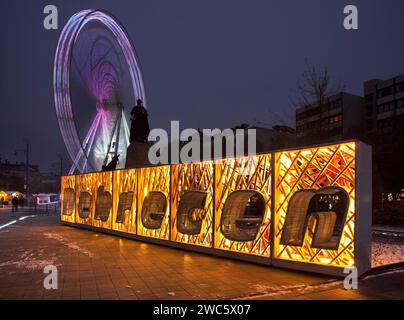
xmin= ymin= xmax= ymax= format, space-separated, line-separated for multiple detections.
xmin=1 ymin=0 xmax=404 ymax=173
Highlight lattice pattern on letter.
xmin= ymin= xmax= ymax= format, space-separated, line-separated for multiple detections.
xmin=273 ymin=142 xmax=355 ymax=267
xmin=171 ymin=162 xmax=214 ymax=247
xmin=137 ymin=166 xmax=170 ymax=239
xmin=112 ymin=169 xmax=137 ymax=234
xmin=91 ymin=171 xmax=113 ymax=229
xmin=61 ymin=175 xmax=76 ymax=223
xmin=214 ymin=155 xmax=272 ymax=257
xmin=75 ymin=173 xmax=94 ymax=226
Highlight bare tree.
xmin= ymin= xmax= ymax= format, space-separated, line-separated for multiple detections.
xmin=262 ymin=60 xmax=345 ymax=129
xmin=291 ymin=60 xmax=345 ymax=112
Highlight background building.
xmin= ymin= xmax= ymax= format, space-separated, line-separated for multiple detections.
xmin=158 ymin=124 xmax=296 ymax=163
xmin=293 ymin=79 xmax=404 ymax=222
xmin=296 ymin=92 xmax=365 ymax=146
xmin=233 ymin=124 xmax=296 ymax=153
xmin=0 ymin=160 xmax=59 ymax=194
xmin=364 ymin=75 xmax=404 ymax=219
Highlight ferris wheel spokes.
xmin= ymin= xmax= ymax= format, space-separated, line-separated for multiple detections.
xmin=68 ymin=110 xmax=103 ymax=174
xmin=68 ymin=107 xmax=130 ymax=174
xmin=102 ymin=104 xmax=123 ymax=168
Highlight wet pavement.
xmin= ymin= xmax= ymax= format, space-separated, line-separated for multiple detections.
xmin=0 ymin=211 xmax=403 ymax=300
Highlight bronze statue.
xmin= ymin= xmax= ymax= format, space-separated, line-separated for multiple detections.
xmin=130 ymin=99 xmax=150 ymax=143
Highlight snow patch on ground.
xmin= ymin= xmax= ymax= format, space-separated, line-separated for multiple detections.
xmin=236 ymin=280 xmax=341 ymax=299
xmin=44 ymin=232 xmax=95 ymax=257
xmin=0 ymin=249 xmax=55 ymax=271
xmin=372 ymin=241 xmax=404 ymax=267
xmin=373 ymin=225 xmax=404 ymax=234
xmin=239 ymin=268 xmax=404 ymax=299
xmin=235 ymin=239 xmax=404 ymax=300
xmin=363 ymin=267 xmax=404 ymax=280
xmin=249 ymin=283 xmax=310 ymax=295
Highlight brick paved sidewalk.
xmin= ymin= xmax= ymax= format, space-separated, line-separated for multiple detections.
xmin=0 ymin=215 xmax=403 ymax=300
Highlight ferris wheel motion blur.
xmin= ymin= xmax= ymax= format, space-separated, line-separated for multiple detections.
xmin=53 ymin=10 xmax=147 ymax=174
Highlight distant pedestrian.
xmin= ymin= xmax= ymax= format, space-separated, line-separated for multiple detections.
xmin=11 ymin=196 xmax=18 ymax=215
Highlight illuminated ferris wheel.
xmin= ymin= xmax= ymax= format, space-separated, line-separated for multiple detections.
xmin=53 ymin=10 xmax=146 ymax=174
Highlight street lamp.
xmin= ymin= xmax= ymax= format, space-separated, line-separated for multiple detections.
xmin=14 ymin=139 xmax=30 ymax=199
xmin=51 ymin=154 xmax=63 ymax=177
xmin=52 ymin=154 xmax=64 ymax=193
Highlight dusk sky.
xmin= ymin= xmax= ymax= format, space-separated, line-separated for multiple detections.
xmin=1 ymin=0 xmax=404 ymax=173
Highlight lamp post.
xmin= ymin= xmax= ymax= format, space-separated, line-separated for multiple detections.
xmin=52 ymin=154 xmax=64 ymax=191
xmin=52 ymin=154 xmax=63 ymax=177
xmin=14 ymin=139 xmax=30 ymax=199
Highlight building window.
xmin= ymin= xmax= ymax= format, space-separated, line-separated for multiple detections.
xmin=377 ymin=102 xmax=395 ymax=113
xmin=365 ymin=94 xmax=374 ymax=103
xmin=366 ymin=105 xmax=373 ymax=117
xmin=329 ymin=114 xmax=342 ymax=127
xmin=377 ymin=119 xmax=393 ymax=134
xmin=296 ymin=112 xmax=304 ymax=121
xmin=366 ymin=120 xmax=373 ymax=131
xmin=320 ymin=103 xmax=329 ymax=113
xmin=329 ymin=100 xmax=342 ymax=112
xmin=378 ymin=86 xmax=393 ymax=98
xmin=396 ymin=81 xmax=404 ymax=93
xmin=321 ymin=119 xmax=329 ymax=130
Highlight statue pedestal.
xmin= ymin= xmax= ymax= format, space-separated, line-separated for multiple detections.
xmin=125 ymin=142 xmax=151 ymax=168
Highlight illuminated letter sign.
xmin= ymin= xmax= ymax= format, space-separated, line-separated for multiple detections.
xmin=220 ymin=190 xmax=265 ymax=242
xmin=94 ymin=186 xmax=112 ymax=222
xmin=62 ymin=188 xmax=75 ymax=216
xmin=116 ymin=191 xmax=134 ymax=224
xmin=176 ymin=191 xmax=207 ymax=235
xmin=78 ymin=191 xmax=92 ymax=219
xmin=280 ymin=186 xmax=349 ymax=250
xmin=141 ymin=191 xmax=167 ymax=229
xmin=61 ymin=141 xmax=373 ymax=276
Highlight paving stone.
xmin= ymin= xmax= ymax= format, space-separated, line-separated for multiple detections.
xmin=0 ymin=214 xmax=403 ymax=300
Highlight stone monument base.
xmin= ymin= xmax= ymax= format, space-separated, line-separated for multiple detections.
xmin=125 ymin=142 xmax=151 ymax=168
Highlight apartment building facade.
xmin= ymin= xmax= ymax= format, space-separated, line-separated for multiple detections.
xmin=296 ymin=92 xmax=365 ymax=146
xmin=364 ymin=75 xmax=404 ymax=212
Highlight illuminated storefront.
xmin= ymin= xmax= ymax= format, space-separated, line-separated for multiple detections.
xmin=60 ymin=140 xmax=372 ymax=276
